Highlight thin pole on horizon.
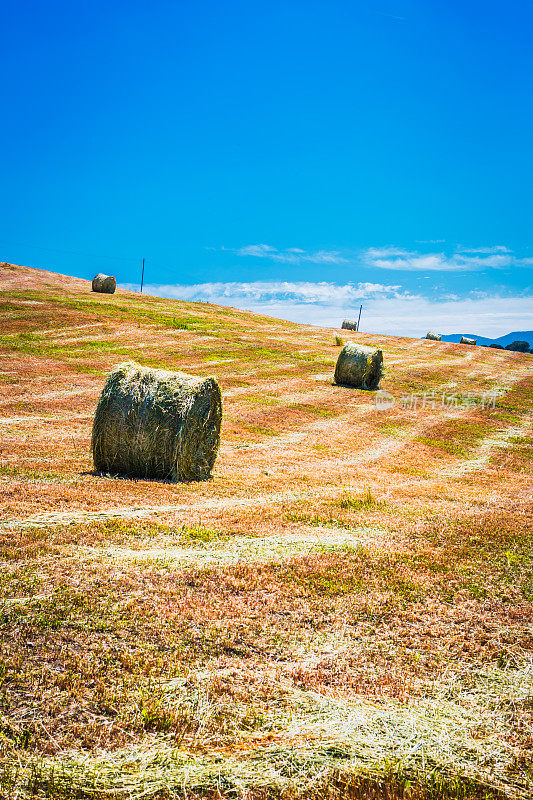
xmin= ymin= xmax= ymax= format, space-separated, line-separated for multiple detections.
xmin=140 ymin=258 xmax=145 ymax=293
xmin=357 ymin=304 xmax=362 ymax=331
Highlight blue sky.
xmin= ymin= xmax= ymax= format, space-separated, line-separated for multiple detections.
xmin=1 ymin=0 xmax=532 ymax=336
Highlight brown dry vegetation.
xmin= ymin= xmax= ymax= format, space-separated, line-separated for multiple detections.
xmin=0 ymin=261 xmax=532 ymax=799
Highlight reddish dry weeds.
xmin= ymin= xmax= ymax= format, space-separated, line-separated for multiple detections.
xmin=0 ymin=261 xmax=532 ymax=791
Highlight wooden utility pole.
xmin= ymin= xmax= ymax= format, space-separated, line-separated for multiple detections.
xmin=140 ymin=258 xmax=145 ymax=293
xmin=357 ymin=304 xmax=363 ymax=331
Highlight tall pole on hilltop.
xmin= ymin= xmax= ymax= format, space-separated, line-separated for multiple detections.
xmin=140 ymin=258 xmax=145 ymax=293
xmin=357 ymin=304 xmax=362 ymax=331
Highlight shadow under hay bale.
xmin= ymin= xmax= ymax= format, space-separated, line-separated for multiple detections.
xmin=334 ymin=342 xmax=383 ymax=389
xmin=425 ymin=331 xmax=441 ymax=341
xmin=460 ymin=336 xmax=477 ymax=345
xmin=92 ymin=273 xmax=116 ymax=293
xmin=91 ymin=362 xmax=222 ymax=482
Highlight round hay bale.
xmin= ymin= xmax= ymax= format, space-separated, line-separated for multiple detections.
xmin=460 ymin=336 xmax=477 ymax=346
xmin=425 ymin=331 xmax=441 ymax=341
xmin=341 ymin=319 xmax=357 ymax=331
xmin=92 ymin=274 xmax=116 ymax=294
xmin=334 ymin=342 xmax=383 ymax=389
xmin=91 ymin=362 xmax=222 ymax=482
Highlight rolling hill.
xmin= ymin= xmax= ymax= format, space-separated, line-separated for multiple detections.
xmin=438 ymin=331 xmax=533 ymax=347
xmin=1 ymin=261 xmax=532 ymax=800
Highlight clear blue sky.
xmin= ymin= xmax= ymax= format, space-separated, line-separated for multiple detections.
xmin=1 ymin=0 xmax=532 ymax=335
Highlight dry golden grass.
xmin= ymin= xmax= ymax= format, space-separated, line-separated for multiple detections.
xmin=0 ymin=261 xmax=532 ymax=799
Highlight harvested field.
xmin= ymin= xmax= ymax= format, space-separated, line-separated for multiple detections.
xmin=0 ymin=261 xmax=532 ymax=799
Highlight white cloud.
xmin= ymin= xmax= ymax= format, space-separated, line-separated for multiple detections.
xmin=455 ymin=245 xmax=511 ymax=254
xmin=364 ymin=248 xmax=457 ymax=271
xmin=362 ymin=294 xmax=533 ymax=338
xmin=454 ymin=253 xmax=513 ymax=268
xmin=363 ymin=246 xmax=514 ymax=271
xmin=226 ymin=242 xmax=533 ymax=272
xmin=119 ymin=280 xmax=533 ymax=338
xmin=230 ymin=244 xmax=348 ymax=264
xmin=122 ymin=280 xmax=403 ymax=306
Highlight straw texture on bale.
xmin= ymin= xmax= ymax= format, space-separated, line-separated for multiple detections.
xmin=92 ymin=362 xmax=222 ymax=482
xmin=341 ymin=319 xmax=357 ymax=331
xmin=460 ymin=336 xmax=477 ymax=345
xmin=334 ymin=342 xmax=383 ymax=389
xmin=92 ymin=273 xmax=116 ymax=293
xmin=425 ymin=331 xmax=441 ymax=341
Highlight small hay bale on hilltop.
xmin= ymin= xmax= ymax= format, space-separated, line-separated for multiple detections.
xmin=425 ymin=331 xmax=441 ymax=341
xmin=92 ymin=274 xmax=116 ymax=294
xmin=341 ymin=319 xmax=357 ymax=331
xmin=460 ymin=336 xmax=477 ymax=346
xmin=92 ymin=362 xmax=222 ymax=482
xmin=334 ymin=342 xmax=383 ymax=389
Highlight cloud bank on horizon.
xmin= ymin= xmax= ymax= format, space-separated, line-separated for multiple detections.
xmin=121 ymin=241 xmax=532 ymax=338
xmin=121 ymin=278 xmax=532 ymax=338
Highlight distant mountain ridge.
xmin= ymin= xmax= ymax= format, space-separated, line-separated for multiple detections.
xmin=434 ymin=331 xmax=533 ymax=347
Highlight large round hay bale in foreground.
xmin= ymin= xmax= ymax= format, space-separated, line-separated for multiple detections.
xmin=425 ymin=331 xmax=441 ymax=341
xmin=460 ymin=336 xmax=477 ymax=345
xmin=92 ymin=362 xmax=222 ymax=482
xmin=334 ymin=342 xmax=383 ymax=389
xmin=92 ymin=273 xmax=116 ymax=293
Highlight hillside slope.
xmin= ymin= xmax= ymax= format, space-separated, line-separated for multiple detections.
xmin=439 ymin=331 xmax=533 ymax=347
xmin=1 ymin=261 xmax=532 ymax=800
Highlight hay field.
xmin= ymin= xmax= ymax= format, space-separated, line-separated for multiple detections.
xmin=0 ymin=261 xmax=532 ymax=799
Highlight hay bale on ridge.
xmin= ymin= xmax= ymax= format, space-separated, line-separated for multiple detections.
xmin=460 ymin=336 xmax=477 ymax=346
xmin=334 ymin=342 xmax=383 ymax=389
xmin=92 ymin=274 xmax=116 ymax=294
xmin=341 ymin=319 xmax=357 ymax=331
xmin=425 ymin=331 xmax=441 ymax=341
xmin=92 ymin=362 xmax=222 ymax=482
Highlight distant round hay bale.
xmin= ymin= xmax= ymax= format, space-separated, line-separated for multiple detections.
xmin=460 ymin=336 xmax=477 ymax=345
xmin=91 ymin=362 xmax=222 ymax=482
xmin=341 ymin=319 xmax=357 ymax=331
xmin=334 ymin=342 xmax=383 ymax=389
xmin=92 ymin=274 xmax=116 ymax=294
xmin=425 ymin=331 xmax=441 ymax=341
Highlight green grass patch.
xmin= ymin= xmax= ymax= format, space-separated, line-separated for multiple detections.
xmin=337 ymin=488 xmax=387 ymax=511
xmin=176 ymin=525 xmax=230 ymax=544
xmin=417 ymin=419 xmax=492 ymax=457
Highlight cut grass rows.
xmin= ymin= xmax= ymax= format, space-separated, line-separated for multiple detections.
xmin=1 ymin=264 xmax=532 ymax=799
